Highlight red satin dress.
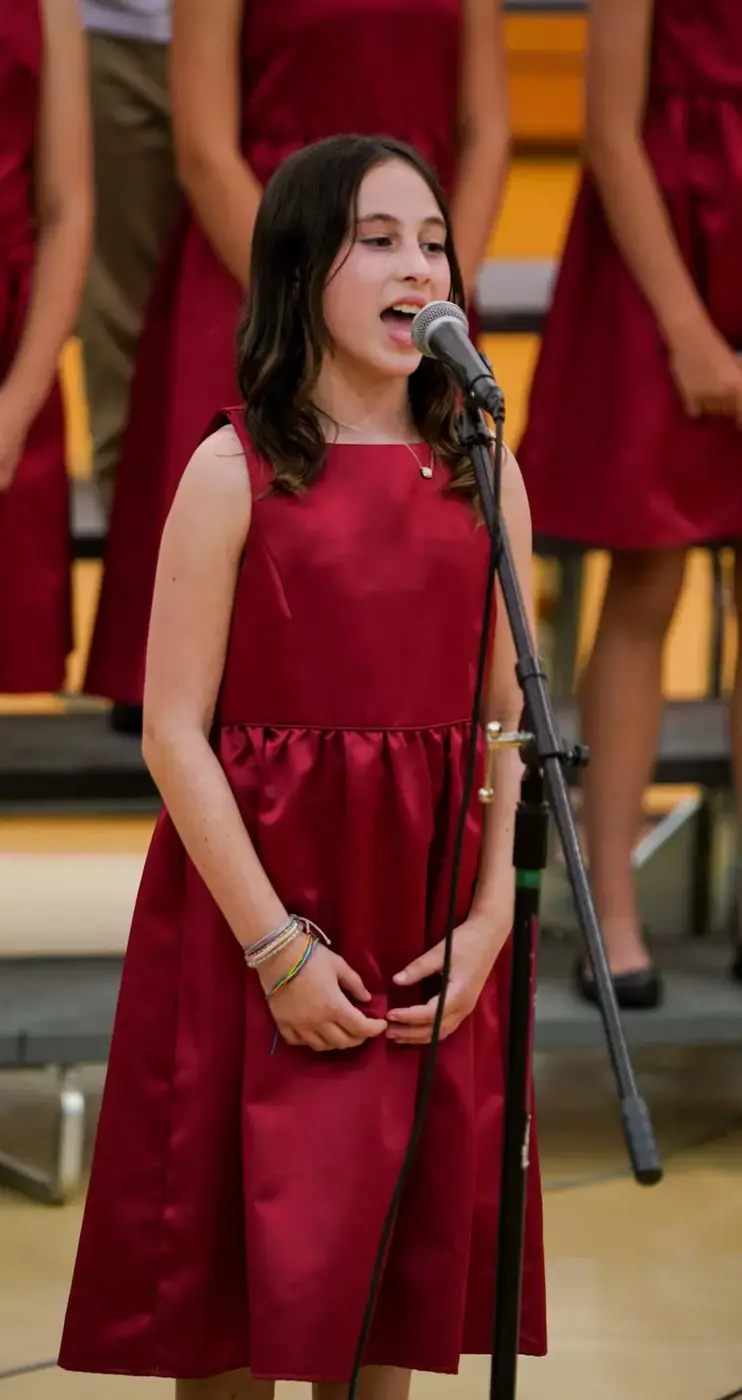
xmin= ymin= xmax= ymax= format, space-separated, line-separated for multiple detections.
xmin=83 ymin=0 xmax=467 ymax=705
xmin=0 ymin=0 xmax=70 ymax=692
xmin=59 ymin=415 xmax=547 ymax=1381
xmin=519 ymin=0 xmax=742 ymax=550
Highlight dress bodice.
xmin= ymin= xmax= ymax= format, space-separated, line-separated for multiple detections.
xmin=240 ymin=0 xmax=463 ymax=193
xmin=217 ymin=419 xmax=491 ymax=730
xmin=651 ymin=0 xmax=742 ymax=95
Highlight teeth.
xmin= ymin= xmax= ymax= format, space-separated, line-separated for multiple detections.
xmin=390 ymin=303 xmax=422 ymax=314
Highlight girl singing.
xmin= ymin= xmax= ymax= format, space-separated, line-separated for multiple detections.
xmin=60 ymin=135 xmax=546 ymax=1397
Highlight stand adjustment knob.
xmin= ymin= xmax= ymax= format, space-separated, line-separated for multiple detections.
xmin=478 ymin=722 xmax=535 ymax=804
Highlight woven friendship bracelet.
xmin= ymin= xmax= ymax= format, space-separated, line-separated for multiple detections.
xmin=243 ymin=916 xmax=300 ymax=969
xmin=266 ymin=933 xmax=315 ymax=999
xmin=243 ymin=915 xmax=331 ymax=970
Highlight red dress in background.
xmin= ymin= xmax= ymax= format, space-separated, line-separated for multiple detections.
xmin=0 ymin=0 xmax=70 ymax=692
xmin=519 ymin=0 xmax=742 ymax=551
xmin=59 ymin=420 xmax=547 ymax=1380
xmin=84 ymin=0 xmax=466 ymax=705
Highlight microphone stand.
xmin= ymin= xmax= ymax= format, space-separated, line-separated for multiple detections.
xmin=458 ymin=384 xmax=663 ymax=1400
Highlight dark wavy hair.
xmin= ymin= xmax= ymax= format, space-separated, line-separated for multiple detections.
xmin=236 ymin=134 xmax=476 ymax=503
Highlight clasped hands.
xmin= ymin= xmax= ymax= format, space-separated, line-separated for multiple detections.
xmin=262 ymin=912 xmax=511 ymax=1054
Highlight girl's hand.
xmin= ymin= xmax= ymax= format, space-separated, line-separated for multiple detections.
xmin=0 ymin=389 xmax=30 ymax=491
xmin=258 ymin=942 xmax=387 ymax=1053
xmin=668 ymin=322 xmax=742 ymax=425
xmin=387 ymin=913 xmax=510 ymax=1045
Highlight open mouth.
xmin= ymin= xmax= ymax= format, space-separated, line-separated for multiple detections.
xmin=379 ymin=301 xmax=424 ymax=328
xmin=379 ymin=302 xmax=426 ymax=349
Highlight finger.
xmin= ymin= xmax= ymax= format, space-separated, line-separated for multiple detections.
xmin=334 ymin=958 xmax=372 ymax=1002
xmin=324 ymin=1023 xmax=367 ymax=1051
xmin=387 ymin=996 xmax=440 ymax=1027
xmin=305 ymin=1030 xmax=336 ymax=1052
xmin=335 ymin=1002 xmax=387 ymax=1038
xmin=393 ymin=942 xmax=444 ymax=987
xmin=388 ymin=1017 xmax=461 ymax=1045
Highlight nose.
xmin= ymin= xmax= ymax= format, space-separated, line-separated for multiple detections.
xmin=397 ymin=235 xmax=432 ymax=282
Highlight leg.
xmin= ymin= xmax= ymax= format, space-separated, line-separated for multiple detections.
xmin=79 ymin=35 xmax=181 ymax=518
xmin=176 ymin=1372 xmax=275 ymax=1400
xmin=580 ymin=547 xmax=686 ymax=976
xmin=315 ymin=1366 xmax=412 ymax=1400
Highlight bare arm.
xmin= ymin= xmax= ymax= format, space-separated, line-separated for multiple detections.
xmin=586 ymin=0 xmax=742 ymax=420
xmin=143 ymin=428 xmax=387 ymax=1050
xmin=468 ymin=447 xmax=533 ymax=928
xmin=2 ymin=0 xmax=91 ymax=427
xmin=142 ymin=426 xmax=287 ymax=945
xmin=584 ymin=0 xmax=707 ymax=345
xmin=449 ymin=0 xmax=511 ymax=297
xmin=171 ymin=0 xmax=261 ymax=288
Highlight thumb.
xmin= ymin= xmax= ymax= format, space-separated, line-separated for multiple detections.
xmin=334 ymin=957 xmax=372 ymax=1002
xmin=394 ymin=941 xmax=444 ymax=986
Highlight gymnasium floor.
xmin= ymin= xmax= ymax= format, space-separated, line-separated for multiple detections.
xmin=2 ymin=157 xmax=742 ymax=1399
xmin=3 ymin=1033 xmax=742 ymax=1399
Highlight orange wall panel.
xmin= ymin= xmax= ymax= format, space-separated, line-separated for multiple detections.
xmin=505 ymin=15 xmax=587 ymax=148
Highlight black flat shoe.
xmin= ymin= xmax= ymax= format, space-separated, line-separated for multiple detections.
xmin=574 ymin=956 xmax=663 ymax=1010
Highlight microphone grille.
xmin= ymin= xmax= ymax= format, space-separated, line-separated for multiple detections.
xmin=411 ymin=300 xmax=468 ymax=354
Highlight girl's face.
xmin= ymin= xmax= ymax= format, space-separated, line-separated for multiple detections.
xmin=322 ymin=159 xmax=453 ymax=383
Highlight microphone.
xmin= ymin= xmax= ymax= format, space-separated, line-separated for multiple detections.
xmin=411 ymin=300 xmax=504 ymax=419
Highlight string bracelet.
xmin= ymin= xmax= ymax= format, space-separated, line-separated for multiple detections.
xmin=266 ymin=932 xmax=315 ymax=999
xmin=244 ymin=916 xmax=301 ymax=969
xmin=243 ymin=915 xmax=330 ymax=971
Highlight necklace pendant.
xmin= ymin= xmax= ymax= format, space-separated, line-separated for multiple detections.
xmin=420 ymin=463 xmax=433 ymax=479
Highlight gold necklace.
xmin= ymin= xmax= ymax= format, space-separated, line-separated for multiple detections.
xmin=322 ymin=415 xmax=434 ymax=478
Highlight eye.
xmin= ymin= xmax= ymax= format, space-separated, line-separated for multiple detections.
xmin=358 ymin=235 xmax=393 ymax=248
xmin=422 ymin=240 xmax=447 ymax=255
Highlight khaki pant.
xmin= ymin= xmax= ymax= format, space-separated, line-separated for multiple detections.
xmin=79 ymin=34 xmax=182 ymax=518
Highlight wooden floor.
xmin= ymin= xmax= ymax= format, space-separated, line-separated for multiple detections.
xmin=2 ymin=1044 xmax=741 ymax=1399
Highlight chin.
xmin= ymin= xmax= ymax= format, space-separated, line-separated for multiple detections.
xmin=367 ymin=346 xmax=423 ymax=378
xmin=336 ymin=341 xmax=422 ymax=383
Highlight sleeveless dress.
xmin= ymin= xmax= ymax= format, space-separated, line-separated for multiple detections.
xmin=83 ymin=0 xmax=466 ymax=706
xmin=518 ymin=0 xmax=742 ymax=551
xmin=0 ymin=0 xmax=71 ymax=692
xmin=59 ymin=418 xmax=547 ymax=1381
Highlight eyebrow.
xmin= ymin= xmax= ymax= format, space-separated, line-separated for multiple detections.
xmin=356 ymin=212 xmax=447 ymax=231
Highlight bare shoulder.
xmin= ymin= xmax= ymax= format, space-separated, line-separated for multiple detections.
xmin=170 ymin=422 xmax=252 ymax=543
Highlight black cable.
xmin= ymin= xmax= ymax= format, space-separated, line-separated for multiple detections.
xmin=347 ymin=417 xmax=504 ymax=1398
xmin=0 ymin=1359 xmax=57 ymax=1381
